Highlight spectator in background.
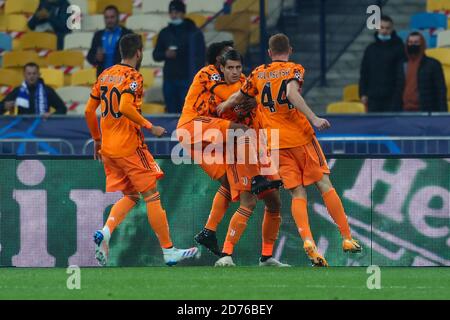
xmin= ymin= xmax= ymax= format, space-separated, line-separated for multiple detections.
xmin=359 ymin=15 xmax=405 ymax=112
xmin=0 ymin=63 xmax=67 ymax=116
xmin=28 ymin=0 xmax=72 ymax=50
xmin=87 ymin=5 xmax=134 ymax=76
xmin=153 ymin=0 xmax=206 ymax=113
xmin=401 ymin=32 xmax=447 ymax=112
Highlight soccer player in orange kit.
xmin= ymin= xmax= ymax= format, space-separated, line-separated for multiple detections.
xmin=216 ymin=34 xmax=361 ymax=267
xmin=84 ymin=34 xmax=199 ymax=266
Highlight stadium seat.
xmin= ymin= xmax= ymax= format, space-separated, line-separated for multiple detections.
xmin=140 ymin=67 xmax=155 ymax=89
xmin=343 ymin=84 xmax=360 ymax=102
xmin=231 ymin=0 xmax=268 ymax=14
xmin=56 ymin=86 xmax=91 ymax=115
xmin=64 ymin=32 xmax=93 ymax=50
xmin=398 ymin=29 xmax=433 ymax=48
xmin=82 ymin=15 xmax=105 ymax=31
xmin=13 ymin=32 xmax=57 ymax=51
xmin=326 ymin=102 xmax=366 ymax=114
xmin=71 ymin=68 xmax=97 ymax=86
xmin=2 ymin=51 xmax=43 ymax=68
xmin=40 ymin=68 xmax=64 ymax=89
xmin=94 ymin=0 xmax=133 ymax=15
xmin=215 ymin=13 xmax=252 ymax=32
xmin=0 ymin=14 xmax=29 ymax=32
xmin=187 ymin=0 xmax=224 ymax=14
xmin=0 ymin=32 xmax=12 ymax=54
xmin=4 ymin=0 xmax=39 ymax=15
xmin=70 ymin=0 xmax=89 ymax=15
xmin=0 ymin=68 xmax=23 ymax=88
xmin=443 ymin=66 xmax=450 ymax=88
xmin=185 ymin=13 xmax=208 ymax=28
xmin=142 ymin=0 xmax=171 ymax=13
xmin=47 ymin=51 xmax=85 ymax=69
xmin=410 ymin=12 xmax=448 ymax=30
xmin=425 ymin=48 xmax=450 ymax=65
xmin=426 ymin=0 xmax=450 ymax=12
xmin=126 ymin=14 xmax=170 ymax=33
xmin=141 ymin=103 xmax=165 ymax=114
xmin=142 ymin=49 xmax=164 ymax=67
xmin=437 ymin=30 xmax=450 ymax=47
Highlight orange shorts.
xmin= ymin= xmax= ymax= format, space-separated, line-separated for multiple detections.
xmin=277 ymin=136 xmax=330 ymax=189
xmin=177 ymin=117 xmax=231 ymax=180
xmin=226 ymin=163 xmax=281 ymax=201
xmin=102 ymin=147 xmax=164 ymax=194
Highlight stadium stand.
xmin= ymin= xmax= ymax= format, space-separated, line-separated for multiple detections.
xmin=12 ymin=32 xmax=57 ymax=52
xmin=40 ymin=68 xmax=65 ymax=89
xmin=0 ymin=68 xmax=22 ymax=99
xmin=437 ymin=29 xmax=450 ymax=46
xmin=326 ymin=101 xmax=366 ymax=114
xmin=70 ymin=68 xmax=97 ymax=86
xmin=410 ymin=12 xmax=448 ymax=47
xmin=4 ymin=0 xmax=39 ymax=15
xmin=56 ymin=86 xmax=92 ymax=115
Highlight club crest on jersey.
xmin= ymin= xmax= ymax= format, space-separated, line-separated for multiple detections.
xmin=242 ymin=177 xmax=248 ymax=186
xmin=210 ymin=73 xmax=221 ymax=81
xmin=294 ymin=71 xmax=302 ymax=81
xmin=130 ymin=81 xmax=138 ymax=91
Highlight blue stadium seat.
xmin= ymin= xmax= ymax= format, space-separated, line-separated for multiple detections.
xmin=410 ymin=13 xmax=448 ymax=48
xmin=0 ymin=32 xmax=12 ymax=66
xmin=398 ymin=29 xmax=433 ymax=48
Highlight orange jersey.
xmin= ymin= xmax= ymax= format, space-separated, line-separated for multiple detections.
xmin=177 ymin=65 xmax=223 ymax=127
xmin=90 ymin=64 xmax=146 ymax=158
xmin=241 ymin=61 xmax=314 ymax=149
xmin=207 ymin=74 xmax=259 ymax=128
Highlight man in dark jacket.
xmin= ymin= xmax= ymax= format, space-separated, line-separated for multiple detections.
xmin=153 ymin=0 xmax=206 ymax=113
xmin=401 ymin=31 xmax=447 ymax=112
xmin=27 ymin=0 xmax=72 ymax=50
xmin=0 ymin=63 xmax=67 ymax=116
xmin=359 ymin=15 xmax=406 ymax=112
xmin=87 ymin=5 xmax=134 ymax=76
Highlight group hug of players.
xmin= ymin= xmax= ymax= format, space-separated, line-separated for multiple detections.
xmin=85 ymin=32 xmax=361 ymax=268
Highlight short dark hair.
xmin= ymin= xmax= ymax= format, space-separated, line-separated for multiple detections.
xmin=169 ymin=0 xmax=186 ymax=13
xmin=206 ymin=40 xmax=234 ymax=65
xmin=119 ymin=34 xmax=143 ymax=59
xmin=104 ymin=5 xmax=119 ymax=15
xmin=24 ymin=62 xmax=39 ymax=71
xmin=381 ymin=15 xmax=393 ymax=24
xmin=269 ymin=33 xmax=290 ymax=55
xmin=220 ymin=49 xmax=243 ymax=66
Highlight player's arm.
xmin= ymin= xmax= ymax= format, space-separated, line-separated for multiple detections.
xmin=216 ymin=90 xmax=247 ymax=115
xmin=84 ymin=96 xmax=102 ymax=160
xmin=286 ymin=80 xmax=330 ymax=130
xmin=118 ymin=93 xmax=166 ymax=137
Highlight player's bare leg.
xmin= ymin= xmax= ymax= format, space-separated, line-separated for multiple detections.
xmin=290 ymin=185 xmax=328 ymax=267
xmin=315 ymin=174 xmax=361 ymax=253
xmin=195 ymin=175 xmax=230 ymax=256
xmin=215 ymin=191 xmax=257 ymax=267
xmin=142 ymin=188 xmax=200 ymax=266
xmin=94 ymin=192 xmax=140 ymax=266
xmin=259 ymin=190 xmax=290 ymax=267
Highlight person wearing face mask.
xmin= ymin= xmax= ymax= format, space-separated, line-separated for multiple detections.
xmin=359 ymin=15 xmax=406 ymax=112
xmin=153 ymin=0 xmax=206 ymax=113
xmin=401 ymin=31 xmax=447 ymax=112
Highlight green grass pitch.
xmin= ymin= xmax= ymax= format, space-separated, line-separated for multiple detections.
xmin=0 ymin=267 xmax=449 ymax=300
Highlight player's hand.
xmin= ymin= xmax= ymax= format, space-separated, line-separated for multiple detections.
xmin=4 ymin=101 xmax=15 ymax=113
xmin=37 ymin=8 xmax=49 ymax=20
xmin=94 ymin=140 xmax=102 ymax=162
xmin=165 ymin=49 xmax=177 ymax=59
xmin=240 ymin=97 xmax=256 ymax=113
xmin=150 ymin=125 xmax=167 ymax=137
xmin=312 ymin=117 xmax=331 ymax=131
xmin=216 ymin=102 xmax=230 ymax=116
xmin=42 ymin=112 xmax=52 ymax=120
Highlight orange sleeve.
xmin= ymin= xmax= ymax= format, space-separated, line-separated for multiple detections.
xmin=84 ymin=97 xmax=101 ymax=141
xmin=287 ymin=64 xmax=305 ymax=87
xmin=119 ymin=93 xmax=153 ymax=129
xmin=241 ymin=70 xmax=258 ymax=98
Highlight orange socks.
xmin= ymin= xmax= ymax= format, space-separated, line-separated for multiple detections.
xmin=322 ymin=188 xmax=351 ymax=239
xmin=222 ymin=206 xmax=253 ymax=255
xmin=205 ymin=186 xmax=231 ymax=231
xmin=291 ymin=198 xmax=314 ymax=243
xmin=261 ymin=209 xmax=281 ymax=256
xmin=105 ymin=195 xmax=139 ymax=234
xmin=144 ymin=192 xmax=173 ymax=249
